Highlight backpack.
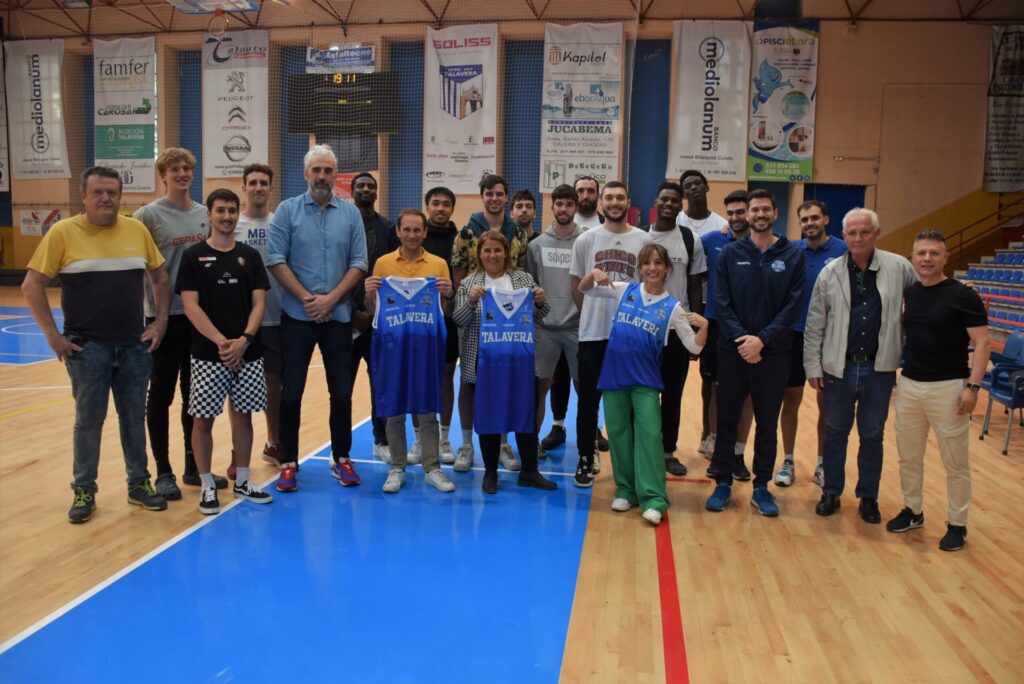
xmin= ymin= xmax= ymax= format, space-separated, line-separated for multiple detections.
xmin=641 ymin=223 xmax=695 ymax=273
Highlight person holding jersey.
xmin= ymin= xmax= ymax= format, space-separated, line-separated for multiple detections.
xmin=580 ymin=243 xmax=707 ymax=525
xmin=452 ymin=231 xmax=557 ymax=494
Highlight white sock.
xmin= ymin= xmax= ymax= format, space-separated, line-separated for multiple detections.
xmin=816 ymin=455 xmax=823 ymax=465
xmin=734 ymin=442 xmax=746 ymax=456
xmin=553 ymin=419 xmax=565 ymax=428
xmin=440 ymin=425 xmax=450 ymax=441
xmin=500 ymin=434 xmax=509 ymax=446
xmin=413 ymin=425 xmax=421 ymax=442
xmin=200 ymin=472 xmax=215 ymax=489
xmin=462 ymin=428 xmax=474 ymax=445
xmin=784 ymin=454 xmax=794 ymax=463
xmin=236 ymin=467 xmax=249 ymax=484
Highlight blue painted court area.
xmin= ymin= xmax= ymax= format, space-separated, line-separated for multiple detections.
xmin=0 ymin=306 xmax=60 ymax=364
xmin=0 ymin=387 xmax=594 ymax=683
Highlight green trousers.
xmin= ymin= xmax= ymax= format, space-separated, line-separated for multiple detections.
xmin=604 ymin=386 xmax=668 ymax=512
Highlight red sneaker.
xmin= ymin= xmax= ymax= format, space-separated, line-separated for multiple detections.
xmin=227 ymin=450 xmax=237 ymax=481
xmin=330 ymin=459 xmax=360 ymax=487
xmin=262 ymin=443 xmax=282 ymax=468
xmin=276 ymin=464 xmax=298 ymax=492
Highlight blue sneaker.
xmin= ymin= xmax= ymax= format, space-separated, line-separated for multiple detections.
xmin=750 ymin=487 xmax=779 ymax=517
xmin=705 ymin=484 xmax=732 ymax=511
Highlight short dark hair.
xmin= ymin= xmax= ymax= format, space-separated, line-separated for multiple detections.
xmin=479 ymin=174 xmax=508 ymax=195
xmin=574 ymin=176 xmax=599 ymax=191
xmin=242 ymin=163 xmax=274 ymax=185
xmin=797 ymin=199 xmax=828 ymax=216
xmin=679 ymin=169 xmax=708 ymax=187
xmin=601 ymin=180 xmax=628 ymax=197
xmin=747 ymin=188 xmax=776 ymax=209
xmin=425 ymin=186 xmax=456 ymax=207
xmin=656 ymin=181 xmax=684 ymax=197
xmin=511 ymin=189 xmax=536 ymax=207
xmin=550 ymin=184 xmax=578 ymax=203
xmin=80 ymin=166 xmax=122 ymax=193
xmin=914 ymin=228 xmax=946 ymax=244
xmin=350 ymin=172 xmax=377 ymax=192
xmin=206 ymin=188 xmax=240 ymax=212
xmin=396 ymin=207 xmax=427 ymax=228
xmin=724 ymin=189 xmax=749 ymax=206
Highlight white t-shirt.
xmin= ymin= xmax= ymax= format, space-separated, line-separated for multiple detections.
xmin=675 ymin=210 xmax=728 ymax=238
xmin=234 ymin=213 xmax=282 ymax=326
xmin=574 ymin=213 xmax=603 ymax=230
xmin=648 ymin=226 xmax=708 ymax=311
xmin=569 ymin=225 xmax=652 ymax=341
xmin=587 ymin=282 xmax=703 ymax=355
xmin=484 ymin=273 xmax=513 ymax=291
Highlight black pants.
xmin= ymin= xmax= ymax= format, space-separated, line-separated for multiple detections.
xmin=480 ymin=433 xmax=539 ymax=475
xmin=659 ymin=332 xmax=690 ymax=454
xmin=576 ymin=340 xmax=608 ymax=462
xmin=550 ymin=352 xmax=571 ymax=421
xmin=146 ymin=314 xmax=196 ymax=477
xmin=711 ymin=347 xmax=789 ymax=488
xmin=350 ymin=328 xmax=388 ymax=445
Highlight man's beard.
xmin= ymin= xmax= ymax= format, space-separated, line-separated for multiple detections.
xmin=309 ymin=181 xmax=332 ymax=201
xmin=577 ymin=199 xmax=596 ymax=215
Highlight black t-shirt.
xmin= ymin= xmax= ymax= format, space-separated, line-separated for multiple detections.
xmin=902 ymin=279 xmax=987 ymax=381
xmin=175 ymin=241 xmax=270 ymax=363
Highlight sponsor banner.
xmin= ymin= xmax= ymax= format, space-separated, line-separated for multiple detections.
xmin=984 ymin=25 xmax=1024 ymax=192
xmin=747 ymin=21 xmax=819 ymax=182
xmin=4 ymin=40 xmax=71 ymax=179
xmin=19 ymin=209 xmax=61 ymax=236
xmin=333 ymin=172 xmax=357 ymax=202
xmin=306 ymin=45 xmax=375 ymax=74
xmin=422 ymin=24 xmax=498 ymax=195
xmin=540 ymin=22 xmax=622 ymax=192
xmin=93 ymin=37 xmax=156 ymax=192
xmin=202 ymin=30 xmax=269 ymax=178
xmin=667 ymin=21 xmax=750 ymax=181
xmin=0 ymin=50 xmax=9 ymax=192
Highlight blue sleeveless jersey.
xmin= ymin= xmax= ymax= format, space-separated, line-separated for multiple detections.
xmin=598 ymin=283 xmax=677 ymax=391
xmin=474 ymin=287 xmax=536 ymax=435
xmin=371 ymin=277 xmax=446 ymax=417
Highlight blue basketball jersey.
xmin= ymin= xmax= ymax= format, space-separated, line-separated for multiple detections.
xmin=598 ymin=283 xmax=678 ymax=391
xmin=474 ymin=287 xmax=536 ymax=435
xmin=371 ymin=277 xmax=446 ymax=417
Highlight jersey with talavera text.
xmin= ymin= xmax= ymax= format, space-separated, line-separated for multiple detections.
xmin=598 ymin=282 xmax=677 ymax=391
xmin=474 ymin=287 xmax=536 ymax=435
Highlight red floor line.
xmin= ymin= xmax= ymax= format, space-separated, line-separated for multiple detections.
xmin=666 ymin=476 xmax=711 ymax=484
xmin=656 ymin=513 xmax=690 ymax=684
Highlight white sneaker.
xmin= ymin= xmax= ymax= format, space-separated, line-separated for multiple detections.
xmin=699 ymin=434 xmax=716 ymax=459
xmin=642 ymin=508 xmax=663 ymax=525
xmin=373 ymin=443 xmax=392 ymax=465
xmin=592 ymin=451 xmax=601 ymax=474
xmin=424 ymin=468 xmax=456 ymax=492
xmin=611 ymin=497 xmax=633 ymax=512
xmin=439 ymin=439 xmax=455 ymax=465
xmin=812 ymin=462 xmax=825 ymax=488
xmin=499 ymin=443 xmax=521 ymax=471
xmin=382 ymin=469 xmax=405 ymax=493
xmin=454 ymin=444 xmax=474 ymax=472
xmin=407 ymin=440 xmax=422 ymax=465
xmin=775 ymin=460 xmax=795 ymax=487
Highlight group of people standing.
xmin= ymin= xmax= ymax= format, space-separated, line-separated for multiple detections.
xmin=23 ymin=144 xmax=990 ymax=551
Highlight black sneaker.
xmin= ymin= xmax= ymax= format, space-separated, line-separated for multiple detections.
xmin=595 ymin=429 xmax=610 ymax=452
xmin=540 ymin=425 xmax=567 ymax=450
xmin=127 ymin=480 xmax=167 ymax=511
xmin=732 ymin=456 xmax=751 ymax=482
xmin=182 ymin=472 xmax=229 ymax=489
xmin=233 ymin=480 xmax=273 ymax=504
xmin=482 ymin=471 xmax=499 ymax=495
xmin=886 ymin=507 xmax=924 ymax=533
xmin=518 ymin=471 xmax=558 ymax=490
xmin=665 ymin=457 xmax=687 ymax=476
xmin=68 ymin=487 xmax=95 ymax=524
xmin=573 ymin=457 xmax=595 ymax=488
xmin=199 ymin=487 xmax=220 ymax=515
xmin=938 ymin=523 xmax=967 ymax=552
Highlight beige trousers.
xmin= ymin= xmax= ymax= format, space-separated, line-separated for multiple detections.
xmin=894 ymin=376 xmax=971 ymax=526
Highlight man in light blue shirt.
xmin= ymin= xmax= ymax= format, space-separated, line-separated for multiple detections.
xmin=267 ymin=144 xmax=368 ymax=491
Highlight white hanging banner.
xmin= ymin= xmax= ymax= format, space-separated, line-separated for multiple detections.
xmin=983 ymin=25 xmax=1024 ymax=192
xmin=0 ymin=49 xmax=10 ymax=192
xmin=4 ymin=39 xmax=71 ymax=180
xmin=202 ymin=30 xmax=269 ymax=178
xmin=666 ymin=21 xmax=751 ymax=181
xmin=422 ymin=24 xmax=498 ymax=195
xmin=93 ymin=37 xmax=157 ymax=192
xmin=540 ymin=22 xmax=623 ymax=192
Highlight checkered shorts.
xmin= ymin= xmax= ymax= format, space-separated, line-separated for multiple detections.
xmin=188 ymin=357 xmax=268 ymax=418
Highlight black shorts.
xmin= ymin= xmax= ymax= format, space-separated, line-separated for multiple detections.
xmin=260 ymin=325 xmax=283 ymax=376
xmin=699 ymin=318 xmax=719 ymax=381
xmin=787 ymin=331 xmax=806 ymax=387
xmin=445 ymin=316 xmax=459 ymax=364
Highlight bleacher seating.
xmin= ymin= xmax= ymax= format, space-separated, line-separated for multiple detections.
xmin=957 ymin=242 xmax=1024 ymax=339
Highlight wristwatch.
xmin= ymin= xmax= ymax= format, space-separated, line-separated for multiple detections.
xmin=242 ymin=332 xmax=255 ymax=344
xmin=966 ymin=383 xmax=981 ymax=392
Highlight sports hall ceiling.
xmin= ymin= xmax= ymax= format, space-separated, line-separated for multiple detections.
xmin=1 ymin=0 xmax=1022 ymax=39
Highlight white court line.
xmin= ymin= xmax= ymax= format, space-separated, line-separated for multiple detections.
xmin=306 ymin=454 xmax=578 ymax=478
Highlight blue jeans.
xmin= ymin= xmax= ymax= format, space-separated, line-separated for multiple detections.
xmin=279 ymin=314 xmax=353 ymax=464
xmin=64 ymin=338 xmax=153 ymax=492
xmin=821 ymin=361 xmax=896 ymax=498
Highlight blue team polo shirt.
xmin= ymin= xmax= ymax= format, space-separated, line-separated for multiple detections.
xmin=794 ymin=236 xmax=848 ymax=331
xmin=701 ymin=229 xmax=738 ymax=320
